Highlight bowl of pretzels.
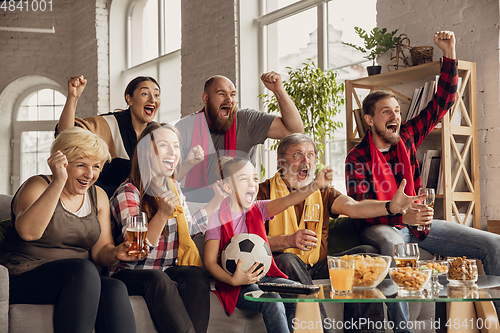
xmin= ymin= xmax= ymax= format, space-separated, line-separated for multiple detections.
xmin=447 ymin=256 xmax=478 ymax=286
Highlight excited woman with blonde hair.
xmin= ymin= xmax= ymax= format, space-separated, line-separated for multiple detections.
xmin=0 ymin=127 xmax=138 ymax=333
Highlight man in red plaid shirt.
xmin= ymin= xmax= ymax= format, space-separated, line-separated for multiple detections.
xmin=346 ymin=31 xmax=500 ymax=330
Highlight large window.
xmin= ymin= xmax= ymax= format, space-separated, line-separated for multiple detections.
xmin=110 ymin=0 xmax=182 ymax=124
xmin=13 ymin=89 xmax=65 ymax=187
xmin=257 ymin=0 xmax=376 ymax=193
xmin=129 ymin=0 xmax=181 ymax=67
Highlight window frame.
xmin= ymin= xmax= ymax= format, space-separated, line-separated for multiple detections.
xmin=255 ymin=0 xmax=374 ymax=192
xmin=111 ymin=0 xmax=181 ymax=124
xmin=11 ymin=85 xmax=65 ymax=190
xmin=255 ymin=0 xmax=329 ymax=179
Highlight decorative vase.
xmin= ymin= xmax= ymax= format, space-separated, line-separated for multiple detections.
xmin=367 ymin=66 xmax=382 ymax=76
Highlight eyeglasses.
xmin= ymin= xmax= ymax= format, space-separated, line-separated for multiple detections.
xmin=283 ymin=152 xmax=316 ymax=161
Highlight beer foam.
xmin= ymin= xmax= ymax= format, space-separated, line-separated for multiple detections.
xmin=127 ymin=227 xmax=148 ymax=232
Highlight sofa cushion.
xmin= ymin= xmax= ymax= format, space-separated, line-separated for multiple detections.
xmin=0 ymin=195 xmax=12 ymax=221
xmin=129 ymin=296 xmax=158 ymax=333
xmin=9 ymin=304 xmax=54 ymax=333
xmin=0 ymin=219 xmax=11 ymax=246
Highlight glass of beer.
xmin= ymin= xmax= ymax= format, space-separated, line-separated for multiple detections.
xmin=303 ymin=203 xmax=320 ymax=249
xmin=417 ymin=188 xmax=435 ymax=231
xmin=126 ymin=212 xmax=148 ymax=256
xmin=328 ymin=256 xmax=355 ymax=296
xmin=393 ymin=243 xmax=420 ymax=268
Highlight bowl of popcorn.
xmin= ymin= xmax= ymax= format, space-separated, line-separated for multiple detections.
xmin=389 ymin=267 xmax=432 ymax=296
xmin=339 ymin=254 xmax=391 ymax=290
xmin=447 ymin=257 xmax=478 ymax=286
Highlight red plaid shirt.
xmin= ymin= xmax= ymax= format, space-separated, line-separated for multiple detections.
xmin=345 ymin=57 xmax=458 ymax=239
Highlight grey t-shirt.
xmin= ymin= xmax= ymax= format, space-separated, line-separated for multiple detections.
xmin=175 ymin=108 xmax=275 ymax=186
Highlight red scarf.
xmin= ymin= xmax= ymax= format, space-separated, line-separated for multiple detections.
xmin=367 ymin=131 xmax=427 ymax=238
xmin=213 ymin=198 xmax=287 ymax=315
xmin=185 ymin=108 xmax=237 ymax=188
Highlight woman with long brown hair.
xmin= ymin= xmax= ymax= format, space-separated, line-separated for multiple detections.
xmin=109 ymin=122 xmax=224 ymax=333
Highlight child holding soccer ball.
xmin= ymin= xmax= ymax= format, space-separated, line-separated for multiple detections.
xmin=204 ymin=157 xmax=334 ymax=333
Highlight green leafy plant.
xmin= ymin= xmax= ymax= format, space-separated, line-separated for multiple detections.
xmin=343 ymin=27 xmax=399 ymax=66
xmin=259 ymin=60 xmax=344 ymax=162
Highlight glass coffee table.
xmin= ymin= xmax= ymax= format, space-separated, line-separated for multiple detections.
xmin=245 ymin=276 xmax=500 ymax=303
xmin=245 ymin=276 xmax=500 ymax=333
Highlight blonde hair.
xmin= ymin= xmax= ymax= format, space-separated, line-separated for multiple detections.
xmin=51 ymin=127 xmax=111 ymax=167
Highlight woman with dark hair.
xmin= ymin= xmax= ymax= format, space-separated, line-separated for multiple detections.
xmin=109 ymin=122 xmax=224 ymax=333
xmin=57 ymin=75 xmax=205 ymax=197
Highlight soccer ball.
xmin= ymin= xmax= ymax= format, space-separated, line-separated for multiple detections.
xmin=221 ymin=233 xmax=272 ymax=276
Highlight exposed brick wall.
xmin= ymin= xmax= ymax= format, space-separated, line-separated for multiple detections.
xmin=0 ymin=0 xmax=110 ymax=194
xmin=180 ymin=0 xmax=238 ymax=117
xmin=377 ymin=0 xmax=500 ymax=228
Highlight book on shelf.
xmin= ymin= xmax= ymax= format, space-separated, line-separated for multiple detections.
xmin=420 ymin=149 xmax=441 ymax=189
xmin=406 ymin=75 xmax=441 ymax=122
xmin=426 ymin=155 xmax=441 ymax=190
xmin=436 ymin=161 xmax=443 ymax=195
xmin=353 ymin=108 xmax=365 ymax=137
xmin=353 ymin=108 xmax=369 ymax=138
xmin=406 ymin=87 xmax=423 ymax=121
xmin=417 ymin=81 xmax=432 ymax=113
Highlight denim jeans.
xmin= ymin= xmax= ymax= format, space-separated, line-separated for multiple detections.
xmin=362 ymin=220 xmax=500 ymax=332
xmin=237 ymin=276 xmax=296 ymax=333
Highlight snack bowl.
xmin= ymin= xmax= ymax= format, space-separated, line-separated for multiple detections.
xmin=418 ymin=260 xmax=448 ymax=276
xmin=339 ymin=254 xmax=391 ymax=290
xmin=389 ymin=267 xmax=432 ymax=297
xmin=447 ymin=257 xmax=478 ymax=286
xmin=418 ymin=260 xmax=448 ymax=290
xmin=447 ymin=284 xmax=479 ymax=299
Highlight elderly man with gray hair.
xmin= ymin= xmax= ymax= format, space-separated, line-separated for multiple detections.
xmin=257 ymin=133 xmax=422 ymax=333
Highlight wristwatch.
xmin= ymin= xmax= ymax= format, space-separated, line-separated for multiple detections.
xmin=385 ymin=201 xmax=396 ymax=216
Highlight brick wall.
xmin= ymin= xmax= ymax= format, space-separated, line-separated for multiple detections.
xmin=377 ymin=0 xmax=500 ymax=227
xmin=0 ymin=0 xmax=109 ymax=193
xmin=180 ymin=0 xmax=238 ymax=117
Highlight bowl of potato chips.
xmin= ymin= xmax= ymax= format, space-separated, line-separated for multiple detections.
xmin=339 ymin=254 xmax=391 ymax=290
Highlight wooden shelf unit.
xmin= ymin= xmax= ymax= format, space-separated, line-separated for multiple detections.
xmin=345 ymin=60 xmax=480 ymax=228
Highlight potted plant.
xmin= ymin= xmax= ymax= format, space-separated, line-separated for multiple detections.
xmin=259 ymin=60 xmax=344 ymax=168
xmin=343 ymin=27 xmax=399 ymax=75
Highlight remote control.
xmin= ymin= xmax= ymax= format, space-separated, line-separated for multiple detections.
xmin=257 ymin=282 xmax=320 ymax=295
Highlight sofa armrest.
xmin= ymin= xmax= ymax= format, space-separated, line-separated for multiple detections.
xmin=0 ymin=265 xmax=9 ymax=332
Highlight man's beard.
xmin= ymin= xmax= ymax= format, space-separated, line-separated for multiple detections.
xmin=373 ymin=123 xmax=400 ymax=145
xmin=205 ymin=101 xmax=236 ymax=134
xmin=281 ymin=162 xmax=316 ymax=189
